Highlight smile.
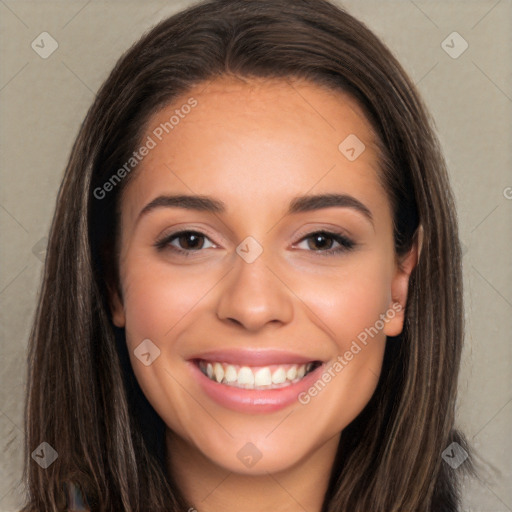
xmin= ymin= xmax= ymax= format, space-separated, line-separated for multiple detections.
xmin=187 ymin=349 xmax=327 ymax=413
xmin=196 ymin=360 xmax=322 ymax=390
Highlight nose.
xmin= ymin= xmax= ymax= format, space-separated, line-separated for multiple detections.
xmin=216 ymin=251 xmax=294 ymax=332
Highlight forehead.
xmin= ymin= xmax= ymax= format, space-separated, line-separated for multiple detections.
xmin=121 ymin=76 xmax=387 ymax=226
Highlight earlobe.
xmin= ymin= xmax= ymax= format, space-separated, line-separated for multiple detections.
xmin=383 ymin=300 xmax=406 ymax=337
xmin=383 ymin=227 xmax=421 ymax=337
xmin=107 ymin=283 xmax=126 ymax=328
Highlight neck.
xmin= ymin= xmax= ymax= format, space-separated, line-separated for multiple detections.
xmin=165 ymin=429 xmax=340 ymax=512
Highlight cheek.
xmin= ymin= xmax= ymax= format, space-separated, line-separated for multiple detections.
xmin=295 ymin=254 xmax=394 ymax=350
xmin=121 ymin=257 xmax=212 ymax=346
xmin=119 ymin=259 xmax=212 ymax=435
xmin=291 ymin=258 xmax=392 ymax=429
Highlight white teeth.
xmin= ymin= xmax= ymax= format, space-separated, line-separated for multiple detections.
xmin=213 ymin=362 xmax=224 ymax=383
xmin=271 ymin=367 xmax=286 ymax=384
xmin=254 ymin=367 xmax=272 ymax=387
xmin=224 ymin=364 xmax=238 ymax=383
xmin=199 ymin=360 xmax=320 ymax=389
xmin=286 ymin=366 xmax=297 ymax=380
xmin=238 ymin=366 xmax=254 ymax=386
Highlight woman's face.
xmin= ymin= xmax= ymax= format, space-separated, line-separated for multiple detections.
xmin=110 ymin=76 xmax=416 ymax=475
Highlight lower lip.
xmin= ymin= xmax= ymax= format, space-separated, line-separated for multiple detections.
xmin=188 ymin=360 xmax=325 ymax=413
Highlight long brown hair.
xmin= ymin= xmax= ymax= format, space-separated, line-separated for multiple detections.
xmin=22 ymin=0 xmax=474 ymax=510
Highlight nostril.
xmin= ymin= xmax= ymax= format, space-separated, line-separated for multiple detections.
xmin=227 ymin=317 xmax=243 ymax=327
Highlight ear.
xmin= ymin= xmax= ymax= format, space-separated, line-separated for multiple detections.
xmin=383 ymin=225 xmax=423 ymax=337
xmin=107 ymin=281 xmax=126 ymax=328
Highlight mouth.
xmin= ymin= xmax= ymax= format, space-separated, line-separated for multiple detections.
xmin=195 ymin=359 xmax=323 ymax=390
xmin=187 ymin=349 xmax=327 ymax=413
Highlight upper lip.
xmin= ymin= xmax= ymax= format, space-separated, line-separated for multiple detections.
xmin=188 ymin=349 xmax=323 ymax=366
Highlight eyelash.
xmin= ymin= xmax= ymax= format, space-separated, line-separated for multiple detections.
xmin=154 ymin=229 xmax=356 ymax=257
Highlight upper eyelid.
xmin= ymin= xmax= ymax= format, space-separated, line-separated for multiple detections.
xmin=157 ymin=226 xmax=220 ymax=243
xmin=156 ymin=229 xmax=218 ymax=249
xmin=294 ymin=227 xmax=352 ymax=241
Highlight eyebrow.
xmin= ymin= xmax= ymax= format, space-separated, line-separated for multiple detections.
xmin=137 ymin=193 xmax=373 ymax=225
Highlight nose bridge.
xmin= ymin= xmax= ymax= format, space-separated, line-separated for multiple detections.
xmin=216 ymin=242 xmax=294 ymax=331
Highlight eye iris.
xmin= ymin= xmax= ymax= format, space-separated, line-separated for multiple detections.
xmin=309 ymin=234 xmax=333 ymax=251
xmin=179 ymin=233 xmax=203 ymax=250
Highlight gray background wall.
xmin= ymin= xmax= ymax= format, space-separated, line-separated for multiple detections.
xmin=0 ymin=1 xmax=510 ymax=510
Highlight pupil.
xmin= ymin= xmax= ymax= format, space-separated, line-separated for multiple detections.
xmin=181 ymin=233 xmax=202 ymax=249
xmin=311 ymin=234 xmax=331 ymax=250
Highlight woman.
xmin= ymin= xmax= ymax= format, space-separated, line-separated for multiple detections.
xmin=22 ymin=0 xmax=474 ymax=510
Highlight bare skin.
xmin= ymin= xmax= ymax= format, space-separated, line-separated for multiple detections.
xmin=109 ymin=75 xmax=418 ymax=511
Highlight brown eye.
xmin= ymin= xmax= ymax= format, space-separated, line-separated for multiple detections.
xmin=296 ymin=231 xmax=355 ymax=256
xmin=175 ymin=232 xmax=205 ymax=250
xmin=307 ymin=233 xmax=335 ymax=251
xmin=155 ymin=230 xmax=216 ymax=253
